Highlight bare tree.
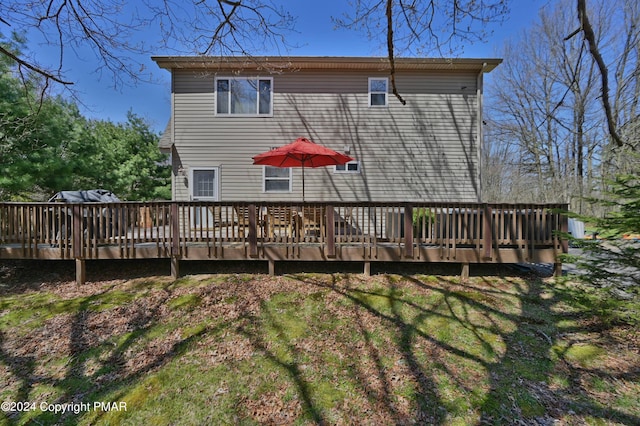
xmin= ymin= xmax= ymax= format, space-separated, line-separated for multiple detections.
xmin=2 ymin=0 xmax=147 ymax=88
xmin=0 ymin=0 xmax=296 ymax=90
xmin=485 ymin=1 xmax=596 ymax=205
xmin=485 ymin=0 xmax=639 ymax=209
xmin=145 ymin=0 xmax=296 ymax=57
xmin=1 ymin=0 xmax=511 ymax=97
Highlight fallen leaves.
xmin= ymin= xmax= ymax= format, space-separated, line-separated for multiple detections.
xmin=0 ymin=261 xmax=638 ymax=424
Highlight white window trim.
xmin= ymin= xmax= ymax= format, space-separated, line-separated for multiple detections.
xmin=334 ymin=161 xmax=361 ymax=174
xmin=263 ymin=166 xmax=292 ymax=193
xmin=189 ymin=167 xmax=219 ymax=201
xmin=215 ymin=77 xmax=274 ymax=117
xmin=368 ymin=77 xmax=388 ymax=107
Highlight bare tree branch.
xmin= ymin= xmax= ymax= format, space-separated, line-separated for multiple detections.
xmin=386 ymin=0 xmax=406 ymax=105
xmin=1 ymin=0 xmax=298 ymax=92
xmin=335 ymin=0 xmax=509 ymax=103
xmin=2 ymin=0 xmax=510 ymax=96
xmin=576 ymin=0 xmax=624 ymax=147
xmin=0 ymin=44 xmax=73 ymax=85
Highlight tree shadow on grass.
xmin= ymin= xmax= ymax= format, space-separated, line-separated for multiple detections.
xmin=2 ymin=271 xmax=638 ymax=425
xmin=235 ymin=300 xmax=326 ymax=424
xmin=291 ymin=273 xmax=500 ymax=424
xmin=478 ymin=275 xmax=640 ymax=425
xmin=0 ymin=281 xmax=213 ymax=425
xmin=293 ymin=272 xmax=640 ymax=425
xmin=0 ymin=332 xmax=37 ymax=407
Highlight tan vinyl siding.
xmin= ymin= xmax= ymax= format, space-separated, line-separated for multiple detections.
xmin=170 ymin=68 xmax=481 ymax=202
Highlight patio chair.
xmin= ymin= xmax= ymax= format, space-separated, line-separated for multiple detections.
xmin=265 ymin=206 xmax=296 ymax=239
xmin=233 ymin=205 xmax=262 ymax=239
xmin=300 ymin=205 xmax=325 ymax=238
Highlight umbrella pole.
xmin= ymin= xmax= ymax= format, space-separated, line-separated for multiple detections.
xmin=302 ymin=164 xmax=305 ymax=202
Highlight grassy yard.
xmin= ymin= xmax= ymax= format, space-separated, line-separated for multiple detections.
xmin=0 ymin=262 xmax=638 ymax=425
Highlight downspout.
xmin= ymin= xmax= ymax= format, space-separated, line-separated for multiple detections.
xmin=171 ymin=71 xmax=177 ymax=201
xmin=476 ymin=63 xmax=486 ymax=203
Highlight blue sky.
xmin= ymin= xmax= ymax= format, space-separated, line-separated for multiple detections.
xmin=28 ymin=0 xmax=551 ymax=133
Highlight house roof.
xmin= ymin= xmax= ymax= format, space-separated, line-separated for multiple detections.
xmin=158 ymin=120 xmax=172 ymax=151
xmin=151 ymin=56 xmax=502 ymax=73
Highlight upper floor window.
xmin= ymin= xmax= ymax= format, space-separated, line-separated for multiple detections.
xmin=216 ymin=77 xmax=273 ymax=116
xmin=264 ymin=166 xmax=291 ymax=192
xmin=369 ymin=77 xmax=388 ymax=107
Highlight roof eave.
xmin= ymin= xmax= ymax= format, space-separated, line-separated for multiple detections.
xmin=151 ymin=56 xmax=502 ymax=73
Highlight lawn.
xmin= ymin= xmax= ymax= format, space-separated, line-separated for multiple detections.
xmin=0 ymin=262 xmax=638 ymax=425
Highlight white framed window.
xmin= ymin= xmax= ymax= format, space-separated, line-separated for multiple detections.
xmin=216 ymin=77 xmax=273 ymax=116
xmin=189 ymin=167 xmax=219 ymax=201
xmin=334 ymin=161 xmax=361 ymax=173
xmin=263 ymin=166 xmax=291 ymax=192
xmin=369 ymin=77 xmax=388 ymax=107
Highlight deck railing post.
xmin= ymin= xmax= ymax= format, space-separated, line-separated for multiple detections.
xmin=404 ymin=204 xmax=414 ymax=258
xmin=560 ymin=205 xmax=569 ymax=254
xmin=72 ymin=204 xmax=82 ymax=259
xmin=170 ymin=203 xmax=180 ymax=279
xmin=72 ymin=204 xmax=86 ymax=284
xmin=325 ymin=204 xmax=335 ymax=258
xmin=554 ymin=204 xmax=569 ymax=277
xmin=248 ymin=204 xmax=258 ymax=258
xmin=528 ymin=205 xmax=535 ymax=261
xmin=483 ymin=204 xmax=493 ymax=260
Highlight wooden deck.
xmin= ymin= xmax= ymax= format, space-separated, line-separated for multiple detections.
xmin=0 ymin=201 xmax=568 ymax=283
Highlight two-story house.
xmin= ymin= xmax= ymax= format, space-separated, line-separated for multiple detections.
xmin=1 ymin=56 xmax=571 ymax=283
xmin=152 ymin=56 xmax=501 ymax=203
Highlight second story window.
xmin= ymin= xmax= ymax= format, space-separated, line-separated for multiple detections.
xmin=369 ymin=77 xmax=388 ymax=107
xmin=264 ymin=166 xmax=291 ymax=192
xmin=216 ymin=77 xmax=273 ymax=116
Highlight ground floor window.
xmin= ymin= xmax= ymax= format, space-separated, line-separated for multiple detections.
xmin=264 ymin=166 xmax=291 ymax=192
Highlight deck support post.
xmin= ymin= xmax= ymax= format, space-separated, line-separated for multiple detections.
xmin=268 ymin=260 xmax=275 ymax=276
xmin=75 ymin=258 xmax=86 ymax=285
xmin=461 ymin=262 xmax=470 ymax=281
xmin=171 ymin=256 xmax=180 ymax=280
xmin=363 ymin=261 xmax=371 ymax=277
xmin=554 ymin=262 xmax=562 ymax=277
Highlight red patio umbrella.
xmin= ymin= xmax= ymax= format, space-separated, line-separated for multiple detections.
xmin=252 ymin=137 xmax=353 ymax=201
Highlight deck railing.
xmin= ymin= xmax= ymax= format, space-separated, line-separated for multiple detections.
xmin=0 ymin=201 xmax=568 ymax=264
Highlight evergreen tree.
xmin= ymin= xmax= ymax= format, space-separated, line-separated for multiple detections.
xmin=78 ymin=113 xmax=170 ymax=200
xmin=566 ymin=151 xmax=640 ymax=325
xmin=1 ymin=35 xmax=170 ymax=201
